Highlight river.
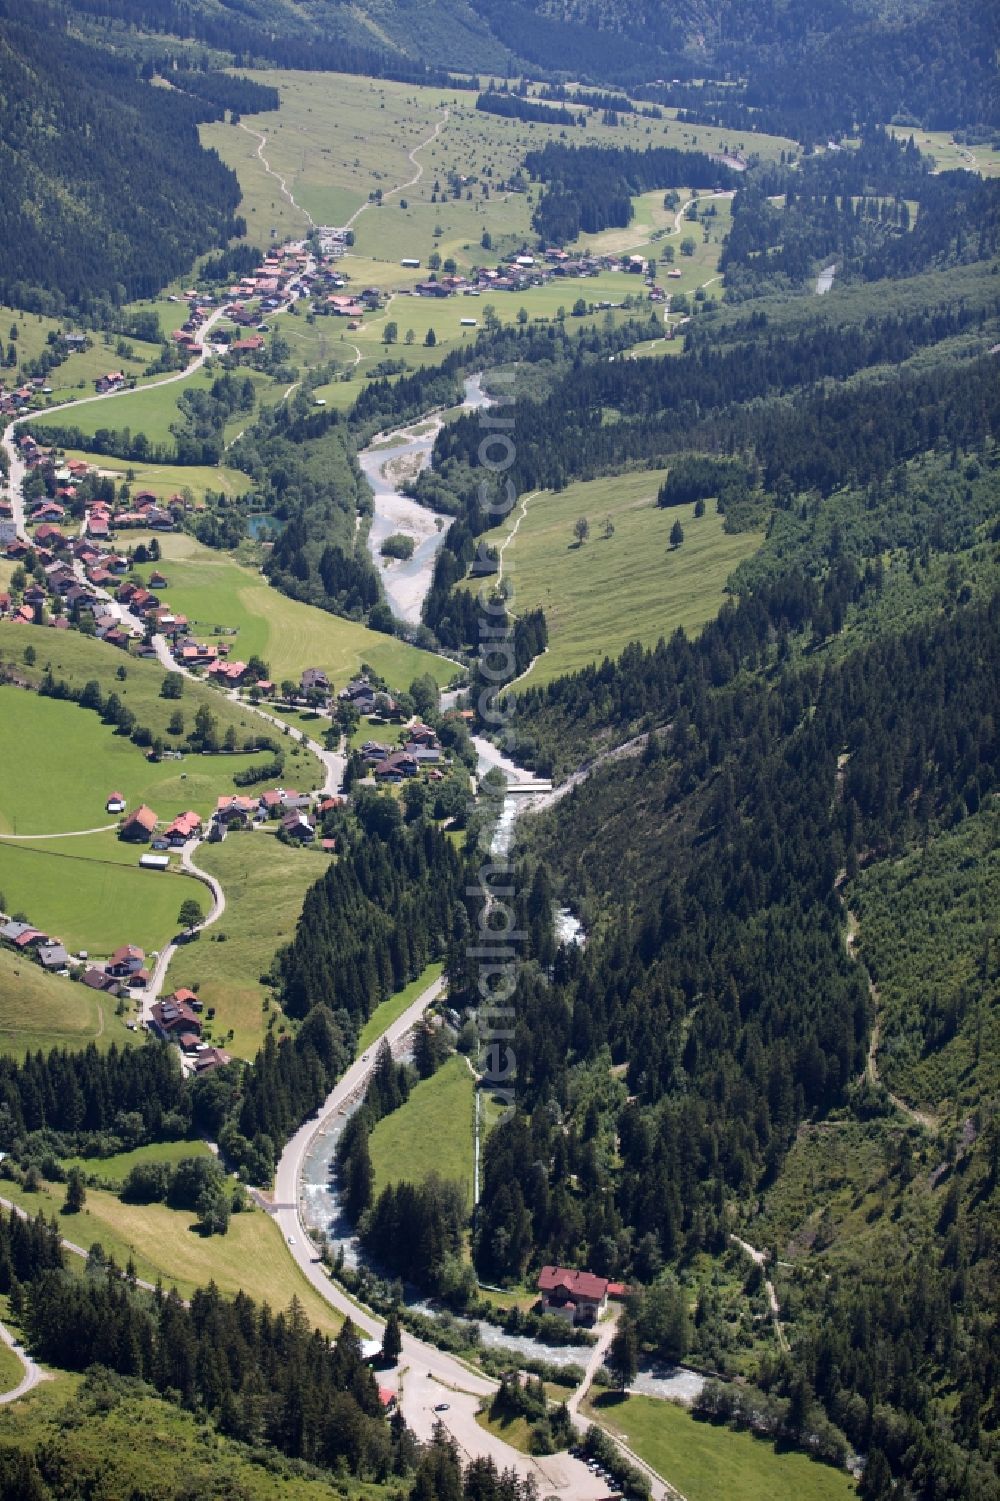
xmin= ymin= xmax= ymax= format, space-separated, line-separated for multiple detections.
xmin=359 ymin=374 xmax=491 ymax=624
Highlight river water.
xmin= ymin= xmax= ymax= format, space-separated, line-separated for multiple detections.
xmin=359 ymin=374 xmax=490 ymax=624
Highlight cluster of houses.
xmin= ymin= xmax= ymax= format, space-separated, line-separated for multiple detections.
xmin=148 ymin=989 xmax=230 ymax=1073
xmin=400 ymin=246 xmax=663 ymax=303
xmin=361 ymin=722 xmax=444 ymax=783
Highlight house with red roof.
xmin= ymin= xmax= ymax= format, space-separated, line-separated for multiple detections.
xmin=164 ymin=810 xmax=202 ymax=846
xmin=536 ymin=1265 xmax=610 ymax=1326
xmin=119 ymin=804 xmax=158 ymax=842
xmin=107 ymin=943 xmax=146 ymax=977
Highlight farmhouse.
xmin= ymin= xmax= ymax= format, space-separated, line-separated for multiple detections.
xmin=190 ymin=1044 xmax=231 ymax=1074
xmin=1 ymin=921 xmax=48 ymax=949
xmin=301 ymin=666 xmax=331 ymax=695
xmin=149 ymin=995 xmax=202 ymax=1041
xmin=81 ymin=966 xmax=123 ymax=996
xmin=215 ymin=794 xmax=257 ymax=828
xmin=119 ymin=805 xmax=158 ymax=842
xmin=37 ymin=942 xmax=69 ymax=971
xmin=164 ymin=810 xmax=202 ymax=845
xmin=536 ymin=1265 xmax=610 ymax=1327
xmin=106 ymin=792 xmax=126 ymax=814
xmin=280 ymin=811 xmax=316 ymax=842
xmin=107 ymin=944 xmax=145 ymax=978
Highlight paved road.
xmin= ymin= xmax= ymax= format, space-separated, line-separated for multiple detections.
xmin=140 ymin=835 xmax=226 ymax=1023
xmin=266 ymin=968 xmax=610 ymax=1496
xmin=0 ymin=1318 xmax=47 ymax=1405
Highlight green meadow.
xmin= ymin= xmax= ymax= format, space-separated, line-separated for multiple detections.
xmin=0 ymin=685 xmax=274 ymax=834
xmin=163 ymin=834 xmax=324 ymax=1059
xmin=356 ymin=961 xmax=444 ymax=1054
xmin=0 ymin=837 xmax=207 ymax=954
xmin=479 ymin=475 xmax=763 ymax=686
xmin=589 ymin=1393 xmax=856 ymax=1501
xmin=32 ymin=367 xmax=217 ymax=451
xmin=368 ymin=1052 xmax=475 ymax=1206
xmin=130 ymin=531 xmax=456 ymax=688
xmin=0 ymin=947 xmax=131 ymax=1057
xmin=0 ymin=627 xmax=322 ymax=780
xmin=0 ymin=1175 xmax=342 ymax=1337
xmin=60 ymin=449 xmax=253 ymax=506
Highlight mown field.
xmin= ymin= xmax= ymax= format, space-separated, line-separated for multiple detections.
xmin=129 ymin=531 xmax=456 ymax=688
xmin=886 ymin=125 xmax=1000 ymax=178
xmin=0 ymin=625 xmax=321 ymax=766
xmin=479 ymin=476 xmax=763 ymax=686
xmin=368 ymin=1051 xmax=475 ymax=1206
xmin=60 ymin=449 xmax=253 ymax=506
xmin=163 ymin=834 xmax=323 ymax=1059
xmin=0 ymin=837 xmax=207 ymax=955
xmin=0 ymin=948 xmax=132 ymax=1057
xmin=589 ymin=1393 xmax=857 ymax=1501
xmin=61 ymin=1138 xmax=212 ymax=1184
xmin=0 ymin=1174 xmax=343 ymax=1337
xmin=0 ymin=685 xmax=272 ymax=834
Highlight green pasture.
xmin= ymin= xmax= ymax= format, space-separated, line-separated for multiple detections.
xmin=0 ymin=1176 xmax=342 ymax=1337
xmin=0 ymin=626 xmax=323 ymax=783
xmin=32 ymin=367 xmax=216 ymax=453
xmin=129 ymin=531 xmax=455 ymax=688
xmin=164 ymin=835 xmax=323 ymax=1058
xmin=357 ymin=961 xmax=444 ymax=1054
xmin=0 ymin=685 xmax=275 ymax=834
xmin=479 ymin=476 xmax=763 ymax=686
xmin=588 ymin=1393 xmax=856 ymax=1501
xmin=61 ymin=1138 xmax=212 ymax=1183
xmin=59 ymin=449 xmax=252 ymax=505
xmin=368 ymin=1051 xmax=475 ymax=1206
xmin=0 ymin=837 xmax=207 ymax=955
xmin=887 ymin=125 xmax=1000 ymax=178
xmin=0 ymin=947 xmax=132 ymax=1058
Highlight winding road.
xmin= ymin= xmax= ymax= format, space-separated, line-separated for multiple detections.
xmin=265 ymin=966 xmax=623 ymax=1498
xmin=0 ymin=1318 xmax=47 ymax=1405
xmin=1 ymin=305 xmax=228 ymax=541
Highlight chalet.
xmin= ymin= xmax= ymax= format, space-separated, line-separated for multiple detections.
xmin=37 ymin=942 xmax=69 ymax=971
xmin=258 ymin=789 xmax=284 ymax=815
xmin=170 ymin=987 xmax=203 ymax=1012
xmin=215 ymin=795 xmax=257 ymax=828
xmin=206 ymin=658 xmax=247 ymax=686
xmin=107 ymin=944 xmax=145 ymax=978
xmin=164 ymin=810 xmax=201 ymax=846
xmin=229 ymin=336 xmax=265 ymax=356
xmin=407 ymin=723 xmax=438 ymax=747
xmin=415 ymin=281 xmax=451 ymax=298
xmin=301 ymin=666 xmax=330 ymax=695
xmin=96 ymin=371 xmax=126 ymax=394
xmin=81 ymin=966 xmax=123 ymax=996
xmin=30 ymin=501 xmax=66 ymax=523
xmin=119 ymin=805 xmax=158 ymax=842
xmin=148 ymin=571 xmax=168 ymax=589
xmin=404 ymin=744 xmax=441 ymax=765
xmin=86 ymin=512 xmax=110 ymax=539
xmin=0 ymin=593 xmax=10 ymax=617
xmin=1 ymin=921 xmax=47 ymax=948
xmin=191 ymin=1045 xmax=231 ymax=1074
xmin=374 ymin=751 xmax=418 ymax=781
xmin=106 ymin=792 xmax=127 ymax=814
xmin=149 ymin=996 xmax=202 ymax=1041
xmin=280 ymin=811 xmax=315 ymax=842
xmin=536 ymin=1265 xmax=609 ymax=1327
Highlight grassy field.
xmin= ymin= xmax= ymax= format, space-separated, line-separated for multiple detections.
xmin=0 ymin=1334 xmax=22 ymax=1396
xmin=589 ymin=1394 xmax=856 ymax=1501
xmin=0 ymin=837 xmax=207 ymax=955
xmin=479 ymin=476 xmax=763 ymax=686
xmin=887 ymin=126 xmax=1000 ymax=178
xmin=0 ymin=626 xmax=322 ymax=773
xmin=0 ymin=947 xmax=132 ymax=1057
xmin=475 ymin=1408 xmax=536 ymax=1454
xmin=164 ymin=834 xmax=323 ymax=1058
xmin=0 ymin=1176 xmax=342 ymax=1336
xmin=368 ymin=1052 xmax=474 ymax=1205
xmin=0 ymin=685 xmax=273 ymax=834
xmin=128 ymin=531 xmax=455 ymax=688
xmin=357 ymin=961 xmax=444 ymax=1054
xmin=62 ymin=1138 xmax=212 ymax=1183
xmin=60 ymin=449 xmax=253 ymax=506
xmin=31 ymin=367 xmax=217 ymax=453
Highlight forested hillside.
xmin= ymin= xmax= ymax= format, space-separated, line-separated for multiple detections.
xmin=0 ymin=2 xmax=263 ymax=311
